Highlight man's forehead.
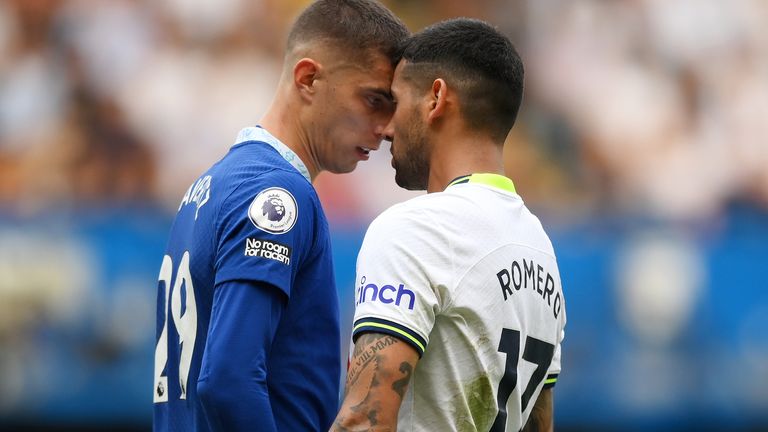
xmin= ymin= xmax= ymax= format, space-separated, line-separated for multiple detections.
xmin=343 ymin=70 xmax=395 ymax=99
xmin=390 ymin=60 xmax=411 ymax=93
xmin=324 ymin=47 xmax=391 ymax=70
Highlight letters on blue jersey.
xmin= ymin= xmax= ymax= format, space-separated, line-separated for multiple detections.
xmin=244 ymin=238 xmax=292 ymax=265
xmin=178 ymin=175 xmax=212 ymax=219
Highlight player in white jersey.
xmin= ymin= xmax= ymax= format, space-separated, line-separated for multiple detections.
xmin=332 ymin=18 xmax=566 ymax=432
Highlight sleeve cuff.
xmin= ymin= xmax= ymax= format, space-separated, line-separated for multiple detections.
xmin=352 ymin=317 xmax=427 ymax=358
xmin=543 ymin=373 xmax=559 ymax=389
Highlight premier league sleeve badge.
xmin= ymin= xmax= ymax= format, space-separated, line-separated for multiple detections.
xmin=248 ymin=187 xmax=298 ymax=234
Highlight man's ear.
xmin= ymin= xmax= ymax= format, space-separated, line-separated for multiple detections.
xmin=293 ymin=58 xmax=321 ymax=101
xmin=427 ymin=78 xmax=448 ymax=124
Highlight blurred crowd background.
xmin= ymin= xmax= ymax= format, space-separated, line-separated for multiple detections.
xmin=0 ymin=0 xmax=766 ymax=431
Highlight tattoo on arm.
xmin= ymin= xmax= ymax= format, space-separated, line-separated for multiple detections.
xmin=345 ymin=333 xmax=397 ymax=396
xmin=391 ymin=361 xmax=412 ymax=399
xmin=332 ymin=332 xmax=418 ymax=431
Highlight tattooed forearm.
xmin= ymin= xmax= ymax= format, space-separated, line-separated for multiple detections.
xmin=346 ymin=334 xmax=397 ymax=395
xmin=391 ymin=361 xmax=412 ymax=399
xmin=331 ymin=419 xmax=395 ymax=432
xmin=332 ymin=332 xmax=420 ymax=432
xmin=330 ymin=419 xmax=353 ymax=432
xmin=367 ymin=409 xmax=379 ymax=426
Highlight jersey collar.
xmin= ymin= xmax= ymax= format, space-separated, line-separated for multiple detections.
xmin=234 ymin=126 xmax=311 ymax=183
xmin=447 ymin=173 xmax=516 ymax=193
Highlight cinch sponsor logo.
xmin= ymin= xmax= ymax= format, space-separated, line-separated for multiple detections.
xmin=356 ymin=276 xmax=415 ymax=310
xmin=244 ymin=238 xmax=291 ymax=265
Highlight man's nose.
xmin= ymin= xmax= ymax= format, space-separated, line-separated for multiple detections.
xmin=374 ymin=123 xmax=387 ymax=139
xmin=380 ymin=119 xmax=394 ymax=142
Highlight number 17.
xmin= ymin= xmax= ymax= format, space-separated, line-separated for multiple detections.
xmin=490 ymin=328 xmax=555 ymax=432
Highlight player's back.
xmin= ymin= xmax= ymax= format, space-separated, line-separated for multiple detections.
xmin=355 ymin=175 xmax=566 ymax=431
xmin=153 ymin=129 xmax=340 ymax=431
xmin=417 ymin=180 xmax=565 ymax=431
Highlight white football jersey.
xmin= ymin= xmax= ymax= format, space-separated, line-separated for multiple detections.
xmin=352 ymin=173 xmax=566 ymax=432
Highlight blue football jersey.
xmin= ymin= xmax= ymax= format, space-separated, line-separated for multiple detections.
xmin=153 ymin=127 xmax=340 ymax=431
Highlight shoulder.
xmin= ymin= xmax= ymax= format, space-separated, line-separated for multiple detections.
xmin=218 ymin=166 xmax=319 ymax=216
xmin=368 ymin=189 xmax=489 ymax=230
xmin=363 ymin=194 xmax=456 ymax=248
xmin=206 ymin=161 xmax=324 ymax=248
xmin=367 ymin=195 xmax=429 ymax=231
xmin=243 ymin=168 xmax=315 ymax=200
xmin=212 ymin=141 xmax=318 ymax=204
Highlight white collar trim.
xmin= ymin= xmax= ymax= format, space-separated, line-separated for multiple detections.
xmin=234 ymin=127 xmax=311 ymax=183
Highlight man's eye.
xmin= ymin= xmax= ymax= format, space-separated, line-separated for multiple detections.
xmin=368 ymin=96 xmax=383 ymax=107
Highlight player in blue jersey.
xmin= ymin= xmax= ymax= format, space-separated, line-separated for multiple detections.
xmin=152 ymin=1 xmax=408 ymax=431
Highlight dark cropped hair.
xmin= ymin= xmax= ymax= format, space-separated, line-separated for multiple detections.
xmin=286 ymin=0 xmax=409 ymax=66
xmin=400 ymin=18 xmax=524 ymax=142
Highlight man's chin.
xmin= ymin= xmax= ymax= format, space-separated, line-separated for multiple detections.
xmin=395 ymin=172 xmax=426 ymax=191
xmin=326 ymin=163 xmax=359 ymax=175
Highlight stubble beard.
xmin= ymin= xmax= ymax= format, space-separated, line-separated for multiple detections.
xmin=393 ymin=116 xmax=429 ymax=191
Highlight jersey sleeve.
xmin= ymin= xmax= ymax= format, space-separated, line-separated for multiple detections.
xmin=351 ymin=206 xmax=450 ymax=358
xmin=544 ymin=326 xmax=565 ymax=389
xmin=213 ymin=171 xmax=315 ymax=297
xmin=197 ymin=279 xmax=282 ymax=431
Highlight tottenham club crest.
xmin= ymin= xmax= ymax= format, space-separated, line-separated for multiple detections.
xmin=248 ymin=187 xmax=298 ymax=234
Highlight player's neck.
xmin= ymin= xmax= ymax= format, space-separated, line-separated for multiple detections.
xmin=426 ymin=131 xmax=504 ymax=193
xmin=258 ymin=98 xmax=320 ymax=182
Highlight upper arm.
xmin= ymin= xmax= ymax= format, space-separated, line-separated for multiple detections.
xmin=333 ymin=207 xmax=447 ymax=430
xmin=332 ymin=332 xmax=420 ymax=431
xmin=521 ymin=387 xmax=554 ymax=432
xmin=214 ymin=174 xmax=315 ymax=296
xmin=203 ymin=279 xmax=286 ymax=371
xmin=352 ymin=206 xmax=448 ymax=356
